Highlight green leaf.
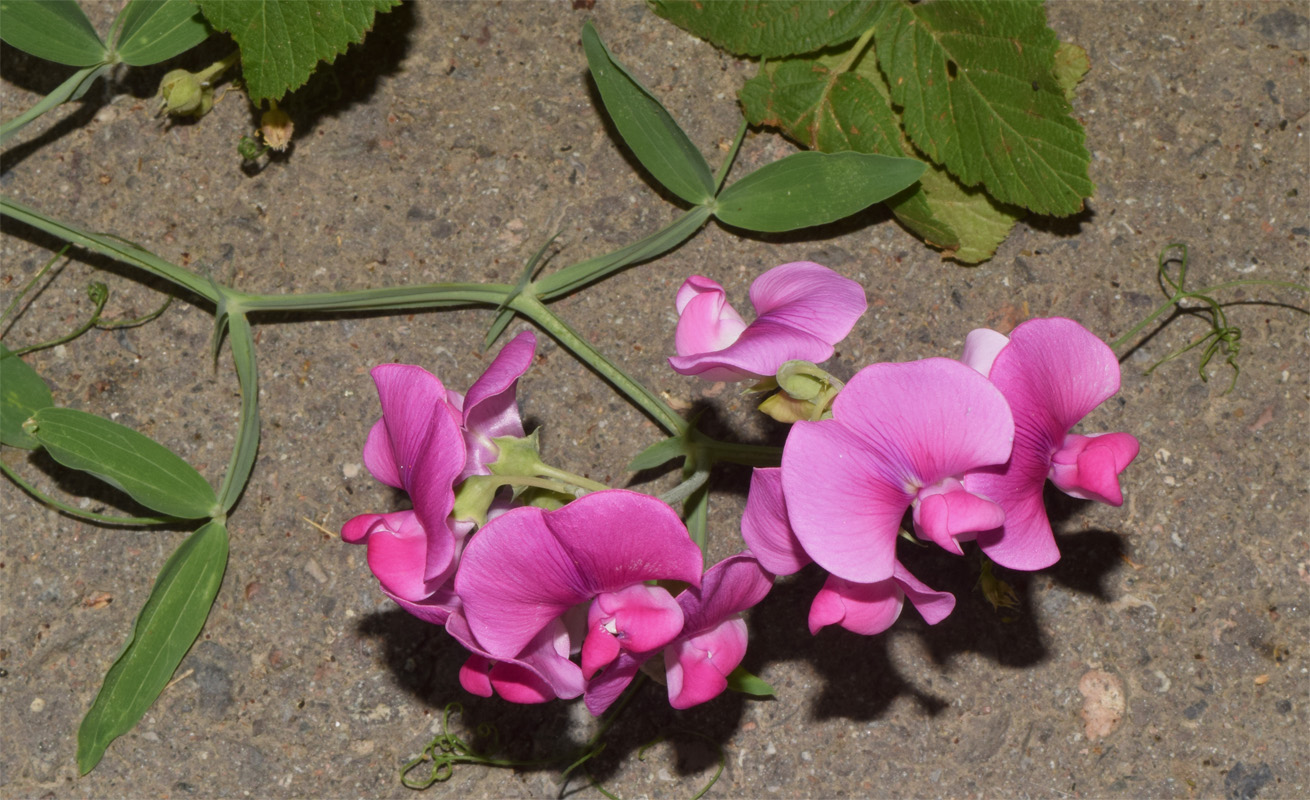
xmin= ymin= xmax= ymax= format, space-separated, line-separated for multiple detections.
xmin=113 ymin=0 xmax=212 ymax=66
xmin=215 ymin=312 xmax=260 ymax=512
xmin=581 ymin=22 xmax=716 ymax=206
xmin=628 ymin=436 xmax=687 ymax=472
xmin=0 ymin=343 xmax=54 ymax=449
xmin=725 ymin=665 xmax=775 ymax=697
xmin=1053 ymin=41 xmax=1090 ymax=102
xmin=26 ymin=407 xmax=218 ymax=519
xmin=714 ymin=150 xmax=923 ymax=233
xmin=0 ymin=0 xmax=106 ymax=66
xmin=651 ymin=0 xmax=884 ymax=59
xmin=77 ymin=521 xmax=229 ymax=774
xmin=872 ymin=0 xmax=1093 ymax=216
xmin=196 ymin=0 xmax=400 ymax=103
xmin=740 ymin=56 xmax=1019 ymax=263
xmin=0 ymin=63 xmax=110 ymax=145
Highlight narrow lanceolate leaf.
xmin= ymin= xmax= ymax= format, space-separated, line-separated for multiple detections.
xmin=651 ymin=0 xmax=885 ymax=59
xmin=628 ymin=436 xmax=687 ymax=472
xmin=196 ymin=0 xmax=401 ymax=103
xmin=582 ymin=22 xmax=716 ymax=206
xmin=113 ymin=0 xmax=213 ymax=66
xmin=27 ymin=407 xmax=217 ymax=519
xmin=872 ymin=0 xmax=1093 ymax=216
xmin=740 ymin=56 xmax=1020 ymax=263
xmin=715 ymin=151 xmax=923 ymax=233
xmin=0 ymin=343 xmax=54 ymax=449
xmin=77 ymin=521 xmax=229 ymax=774
xmin=0 ymin=0 xmax=106 ymax=66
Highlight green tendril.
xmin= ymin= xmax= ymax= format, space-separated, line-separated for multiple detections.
xmin=0 ymin=245 xmax=68 ymax=332
xmin=10 ymin=281 xmax=110 ymax=356
xmin=399 ymin=703 xmax=543 ymax=790
xmin=1111 ymin=243 xmax=1308 ymax=393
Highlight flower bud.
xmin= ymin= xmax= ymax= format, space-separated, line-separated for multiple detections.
xmin=757 ymin=360 xmax=844 ymax=423
xmin=158 ymin=69 xmax=213 ymax=117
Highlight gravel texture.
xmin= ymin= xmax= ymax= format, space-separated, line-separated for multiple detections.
xmin=1 ymin=2 xmax=1306 ymax=798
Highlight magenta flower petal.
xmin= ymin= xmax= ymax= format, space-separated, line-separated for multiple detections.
xmin=741 ymin=468 xmax=811 ymax=575
xmin=456 ymin=490 xmax=702 ymax=658
xmin=1049 ymin=432 xmax=1140 ymax=505
xmin=669 ymin=262 xmax=866 ymax=382
xmin=913 ymin=482 xmax=1006 ymax=555
xmin=361 ymin=419 xmax=401 ymax=488
xmin=368 ymin=364 xmax=468 ymax=580
xmin=447 ymin=611 xmax=584 ymax=702
xmin=808 ymin=562 xmax=955 ymax=635
xmin=658 ymin=553 xmax=773 ymax=709
xmin=665 ymin=617 xmax=748 ymax=709
xmin=747 ymin=261 xmax=866 ymax=346
xmin=674 ymin=276 xmax=748 ymax=356
xmin=583 ymin=651 xmax=644 ymax=716
xmin=341 ymin=510 xmax=460 ymax=625
xmin=965 ymin=317 xmax=1137 ymax=571
xmin=590 ymin=583 xmax=685 ymax=655
xmin=783 ymin=358 xmax=1014 ymax=583
xmin=460 ymin=331 xmax=536 ymax=480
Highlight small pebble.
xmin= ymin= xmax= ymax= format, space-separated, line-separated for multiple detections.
xmin=29 ymin=697 xmax=45 ymax=713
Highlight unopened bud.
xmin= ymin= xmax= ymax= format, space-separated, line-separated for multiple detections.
xmin=158 ymin=69 xmax=213 ymax=117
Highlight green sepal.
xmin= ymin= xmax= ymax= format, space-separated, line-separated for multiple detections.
xmin=725 ymin=665 xmax=775 ymax=697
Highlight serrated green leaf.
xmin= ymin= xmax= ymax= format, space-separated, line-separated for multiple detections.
xmin=740 ymin=55 xmax=1019 ymax=263
xmin=714 ymin=150 xmax=923 ymax=233
xmin=582 ymin=22 xmax=715 ymax=206
xmin=196 ymin=0 xmax=400 ymax=103
xmin=872 ymin=0 xmax=1093 ymax=216
xmin=725 ymin=665 xmax=775 ymax=697
xmin=0 ymin=343 xmax=54 ymax=449
xmin=651 ymin=0 xmax=884 ymax=59
xmin=628 ymin=436 xmax=687 ymax=472
xmin=114 ymin=0 xmax=212 ymax=67
xmin=77 ymin=521 xmax=228 ymax=774
xmin=27 ymin=407 xmax=217 ymax=519
xmin=0 ymin=0 xmax=106 ymax=66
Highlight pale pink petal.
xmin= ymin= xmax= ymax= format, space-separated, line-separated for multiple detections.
xmin=1049 ymin=432 xmax=1140 ymax=505
xmin=808 ymin=573 xmax=903 ymax=635
xmin=460 ymin=331 xmax=536 ymax=480
xmin=782 ymin=419 xmax=908 ymax=583
xmin=740 ymin=468 xmax=810 ymax=575
xmin=748 ymin=262 xmax=866 ymax=347
xmin=673 ymin=276 xmax=748 ymax=356
xmin=960 ymin=328 xmax=1010 ymax=376
xmin=455 ymin=490 xmax=702 ymax=658
xmin=665 ymin=617 xmax=749 ymax=709
xmin=669 ymin=319 xmax=844 ymax=381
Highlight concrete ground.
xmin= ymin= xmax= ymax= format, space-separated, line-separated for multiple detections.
xmin=1 ymin=2 xmax=1306 ymax=798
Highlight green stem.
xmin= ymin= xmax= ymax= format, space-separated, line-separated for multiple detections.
xmin=0 ymin=64 xmax=109 ymax=146
xmin=513 ymin=295 xmax=686 ymax=436
xmin=0 ymin=246 xmax=68 ymax=330
xmin=230 ymin=283 xmax=514 ymax=313
xmin=535 ymin=463 xmax=611 ymax=493
xmin=11 ymin=284 xmax=109 ymax=356
xmin=834 ymin=27 xmax=876 ymax=75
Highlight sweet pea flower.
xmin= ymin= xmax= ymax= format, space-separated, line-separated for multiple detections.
xmin=341 ymin=332 xmax=536 ymax=618
xmin=584 ymin=553 xmax=775 ymax=714
xmin=962 ymin=318 xmax=1140 ymax=570
xmin=446 ymin=609 xmax=585 ymax=704
xmin=668 ymin=261 xmax=867 ymax=382
xmin=454 ymin=490 xmax=703 ymax=714
xmin=781 ymin=359 xmax=1015 ymax=583
xmin=742 ymin=467 xmax=954 ymax=636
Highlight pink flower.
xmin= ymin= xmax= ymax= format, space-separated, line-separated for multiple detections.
xmin=454 ymin=490 xmax=704 ymax=714
xmin=341 ymin=332 xmax=536 ymax=619
xmin=584 ymin=553 xmax=775 ymax=714
xmin=668 ymin=261 xmax=867 ymax=382
xmin=741 ymin=467 xmax=954 ymax=636
xmin=781 ymin=359 xmax=1015 ymax=583
xmin=962 ymin=318 xmax=1140 ymax=570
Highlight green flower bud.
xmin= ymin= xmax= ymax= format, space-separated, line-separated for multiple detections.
xmin=158 ymin=68 xmax=213 ymax=117
xmin=757 ymin=360 xmax=844 ymax=423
